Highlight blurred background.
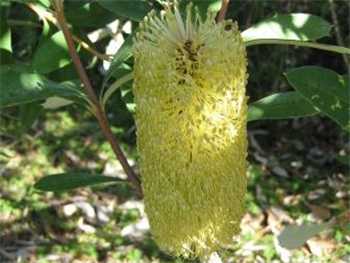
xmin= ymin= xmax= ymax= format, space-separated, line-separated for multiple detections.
xmin=0 ymin=0 xmax=349 ymax=262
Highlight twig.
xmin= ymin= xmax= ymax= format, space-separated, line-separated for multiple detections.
xmin=28 ymin=2 xmax=112 ymax=62
xmin=52 ymin=0 xmax=142 ymax=197
xmin=216 ymin=0 xmax=230 ymax=23
xmin=328 ymin=0 xmax=350 ymax=69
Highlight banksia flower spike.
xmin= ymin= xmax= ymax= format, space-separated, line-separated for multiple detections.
xmin=133 ymin=3 xmax=248 ymax=258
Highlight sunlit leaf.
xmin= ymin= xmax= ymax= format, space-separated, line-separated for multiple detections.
xmin=278 ymin=223 xmax=329 ymax=249
xmin=33 ymin=31 xmax=71 ymax=74
xmin=180 ymin=0 xmax=221 ymax=18
xmin=248 ymin=91 xmax=318 ymax=122
xmin=0 ymin=7 xmax=11 ymax=52
xmin=42 ymin=96 xmax=73 ymax=109
xmin=0 ymin=65 xmax=86 ymax=108
xmin=242 ymin=13 xmax=331 ymax=42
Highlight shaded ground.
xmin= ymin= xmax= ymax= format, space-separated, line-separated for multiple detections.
xmin=0 ymin=111 xmax=349 ymax=262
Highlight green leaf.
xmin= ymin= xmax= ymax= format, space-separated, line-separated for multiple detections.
xmin=65 ymin=2 xmax=116 ymax=27
xmin=195 ymin=0 xmax=222 ymax=13
xmin=286 ymin=66 xmax=350 ymax=132
xmin=98 ymin=0 xmax=152 ymax=21
xmin=35 ymin=172 xmax=123 ymax=191
xmin=336 ymin=154 xmax=350 ymax=166
xmin=242 ymin=13 xmax=331 ymax=42
xmin=19 ymin=102 xmax=42 ymax=133
xmin=42 ymin=96 xmax=73 ymax=109
xmin=0 ymin=65 xmax=86 ymax=108
xmin=0 ymin=48 xmax=13 ymax=65
xmin=248 ymin=91 xmax=318 ymax=122
xmin=105 ymin=34 xmax=133 ymax=84
xmin=103 ymin=35 xmax=133 ymax=96
xmin=278 ymin=223 xmax=329 ymax=249
xmin=121 ymin=86 xmax=135 ymax=113
xmin=32 ymin=31 xmax=71 ymax=74
xmin=0 ymin=7 xmax=11 ymax=52
xmin=102 ymin=72 xmax=133 ymax=106
xmin=179 ymin=0 xmax=221 ymax=18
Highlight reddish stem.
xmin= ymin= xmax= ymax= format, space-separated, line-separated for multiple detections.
xmin=53 ymin=0 xmax=142 ymax=197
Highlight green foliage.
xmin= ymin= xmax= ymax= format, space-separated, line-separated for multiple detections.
xmin=35 ymin=172 xmax=124 ymax=191
xmin=0 ymin=65 xmax=86 ymax=108
xmin=248 ymin=91 xmax=318 ymax=121
xmin=98 ymin=0 xmax=152 ymax=21
xmin=33 ymin=31 xmax=71 ymax=74
xmin=65 ymin=2 xmax=116 ymax=27
xmin=0 ymin=7 xmax=12 ymax=52
xmin=179 ymin=0 xmax=222 ymax=18
xmin=104 ymin=35 xmax=133 ymax=86
xmin=286 ymin=66 xmax=350 ymax=132
xmin=242 ymin=13 xmax=331 ymax=42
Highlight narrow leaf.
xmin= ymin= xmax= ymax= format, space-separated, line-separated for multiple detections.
xmin=0 ymin=66 xmax=86 ymax=108
xmin=248 ymin=91 xmax=318 ymax=122
xmin=106 ymin=35 xmax=133 ymax=81
xmin=102 ymin=73 xmax=133 ymax=106
xmin=242 ymin=13 xmax=331 ymax=42
xmin=42 ymin=96 xmax=73 ymax=109
xmin=35 ymin=172 xmax=123 ymax=191
xmin=278 ymin=223 xmax=329 ymax=250
xmin=286 ymin=66 xmax=350 ymax=132
xmin=103 ymin=35 xmax=133 ymax=97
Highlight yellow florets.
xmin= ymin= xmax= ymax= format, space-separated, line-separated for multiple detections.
xmin=133 ymin=4 xmax=248 ymax=258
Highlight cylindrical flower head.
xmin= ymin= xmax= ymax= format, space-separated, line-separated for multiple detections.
xmin=133 ymin=4 xmax=248 ymax=258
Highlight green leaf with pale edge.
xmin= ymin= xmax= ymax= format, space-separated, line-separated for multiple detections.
xmin=35 ymin=173 xmax=123 ymax=191
xmin=0 ymin=7 xmax=11 ymax=52
xmin=242 ymin=13 xmax=331 ymax=42
xmin=42 ymin=97 xmax=73 ymax=109
xmin=278 ymin=223 xmax=329 ymax=250
xmin=0 ymin=66 xmax=86 ymax=108
xmin=98 ymin=0 xmax=152 ymax=21
xmin=33 ymin=31 xmax=71 ymax=74
xmin=248 ymin=91 xmax=318 ymax=122
xmin=286 ymin=66 xmax=350 ymax=132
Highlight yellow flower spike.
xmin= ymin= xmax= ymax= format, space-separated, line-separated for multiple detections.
xmin=133 ymin=4 xmax=248 ymax=258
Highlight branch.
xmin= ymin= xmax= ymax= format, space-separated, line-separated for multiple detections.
xmin=52 ymin=0 xmax=142 ymax=197
xmin=216 ymin=0 xmax=230 ymax=23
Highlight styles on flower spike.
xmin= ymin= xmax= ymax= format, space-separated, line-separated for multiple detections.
xmin=133 ymin=3 xmax=248 ymax=258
